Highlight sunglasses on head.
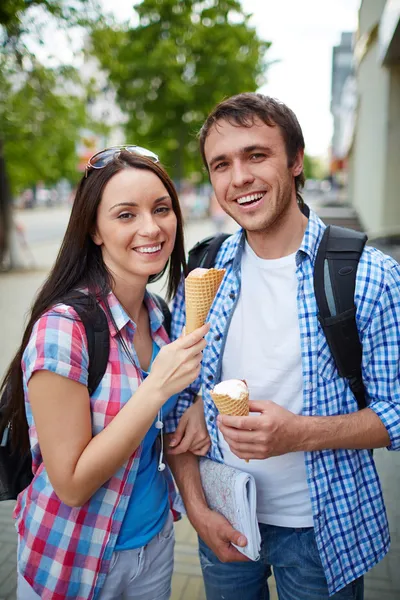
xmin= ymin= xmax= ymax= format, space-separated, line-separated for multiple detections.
xmin=85 ymin=145 xmax=159 ymax=176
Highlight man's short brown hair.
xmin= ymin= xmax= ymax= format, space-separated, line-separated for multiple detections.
xmin=199 ymin=93 xmax=305 ymax=202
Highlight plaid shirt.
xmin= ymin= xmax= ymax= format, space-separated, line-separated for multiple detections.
xmin=166 ymin=209 xmax=400 ymax=595
xmin=16 ymin=291 xmax=176 ymax=600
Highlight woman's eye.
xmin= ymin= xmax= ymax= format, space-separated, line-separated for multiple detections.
xmin=155 ymin=206 xmax=170 ymax=214
xmin=118 ymin=212 xmax=134 ymax=220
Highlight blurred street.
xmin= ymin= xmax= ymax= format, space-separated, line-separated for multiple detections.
xmin=0 ymin=200 xmax=399 ymax=599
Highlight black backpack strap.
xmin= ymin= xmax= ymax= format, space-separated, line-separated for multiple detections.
xmin=314 ymin=225 xmax=368 ymax=409
xmin=62 ymin=292 xmax=110 ymax=396
xmin=152 ymin=294 xmax=172 ymax=338
xmin=187 ymin=233 xmax=230 ymax=272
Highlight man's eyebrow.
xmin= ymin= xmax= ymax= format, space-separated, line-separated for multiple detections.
xmin=109 ymin=195 xmax=170 ymax=211
xmin=242 ymin=144 xmax=274 ymax=155
xmin=209 ymin=144 xmax=273 ymax=168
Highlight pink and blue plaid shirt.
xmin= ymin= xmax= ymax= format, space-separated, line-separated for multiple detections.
xmin=16 ymin=291 xmax=175 ymax=600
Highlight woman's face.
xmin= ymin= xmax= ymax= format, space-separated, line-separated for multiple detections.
xmin=93 ymin=167 xmax=177 ymax=285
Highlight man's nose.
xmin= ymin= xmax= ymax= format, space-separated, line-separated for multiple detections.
xmin=231 ymin=161 xmax=254 ymax=188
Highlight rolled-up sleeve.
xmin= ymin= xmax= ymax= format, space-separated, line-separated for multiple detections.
xmin=164 ymin=276 xmax=201 ymax=433
xmin=363 ymin=260 xmax=400 ymax=450
xmin=22 ymin=305 xmax=89 ymax=389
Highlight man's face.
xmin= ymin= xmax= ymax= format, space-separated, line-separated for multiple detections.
xmin=204 ymin=117 xmax=303 ymax=234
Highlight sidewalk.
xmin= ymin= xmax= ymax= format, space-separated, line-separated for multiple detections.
xmin=1 ymin=208 xmax=399 ymax=599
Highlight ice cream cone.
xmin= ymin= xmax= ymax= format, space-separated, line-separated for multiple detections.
xmin=185 ymin=268 xmax=225 ymax=334
xmin=211 ymin=379 xmax=250 ymax=462
xmin=210 ymin=391 xmax=249 ymax=416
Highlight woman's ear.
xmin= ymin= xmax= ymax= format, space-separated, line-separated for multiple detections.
xmin=91 ymin=228 xmax=103 ymax=246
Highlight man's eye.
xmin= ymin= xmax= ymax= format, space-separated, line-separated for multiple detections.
xmin=250 ymin=153 xmax=265 ymax=160
xmin=214 ymin=162 xmax=227 ymax=171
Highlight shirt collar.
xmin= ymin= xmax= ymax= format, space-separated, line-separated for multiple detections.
xmin=102 ymin=290 xmax=164 ymax=337
xmin=297 ymin=207 xmax=326 ymax=266
xmin=221 ymin=206 xmax=326 ymax=268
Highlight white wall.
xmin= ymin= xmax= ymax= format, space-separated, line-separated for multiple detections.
xmin=382 ymin=65 xmax=400 ymax=234
xmin=352 ymin=41 xmax=390 ymax=235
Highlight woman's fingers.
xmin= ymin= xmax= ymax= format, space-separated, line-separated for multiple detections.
xmin=177 ymin=323 xmax=210 ymax=349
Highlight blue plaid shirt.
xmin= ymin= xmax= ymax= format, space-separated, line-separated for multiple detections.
xmin=166 ymin=209 xmax=400 ymax=595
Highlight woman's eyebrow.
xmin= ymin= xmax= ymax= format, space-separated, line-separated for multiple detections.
xmin=109 ymin=195 xmax=171 ymax=211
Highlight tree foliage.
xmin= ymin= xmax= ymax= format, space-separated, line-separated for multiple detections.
xmin=91 ymin=0 xmax=271 ymax=180
xmin=0 ymin=62 xmax=87 ymax=195
xmin=0 ymin=0 xmax=100 ymax=268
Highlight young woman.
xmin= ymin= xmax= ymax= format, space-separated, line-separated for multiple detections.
xmin=1 ymin=146 xmax=210 ymax=600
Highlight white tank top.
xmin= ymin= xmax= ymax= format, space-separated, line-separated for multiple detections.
xmin=219 ymin=241 xmax=313 ymax=527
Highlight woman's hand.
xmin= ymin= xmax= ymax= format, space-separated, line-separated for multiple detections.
xmin=166 ymin=395 xmax=210 ymax=456
xmin=148 ymin=323 xmax=209 ymax=400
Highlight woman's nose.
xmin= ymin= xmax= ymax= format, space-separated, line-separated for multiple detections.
xmin=140 ymin=215 xmax=161 ymax=238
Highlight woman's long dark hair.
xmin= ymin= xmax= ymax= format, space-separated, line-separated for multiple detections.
xmin=0 ymin=151 xmax=186 ymax=453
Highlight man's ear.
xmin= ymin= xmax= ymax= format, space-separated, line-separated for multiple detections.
xmin=292 ymin=149 xmax=304 ymax=177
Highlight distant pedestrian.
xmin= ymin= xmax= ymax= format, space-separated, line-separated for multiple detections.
xmin=0 ymin=146 xmax=210 ymax=600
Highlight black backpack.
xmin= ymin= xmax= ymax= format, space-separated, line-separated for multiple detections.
xmin=0 ymin=291 xmax=171 ymax=501
xmin=187 ymin=225 xmax=368 ymax=410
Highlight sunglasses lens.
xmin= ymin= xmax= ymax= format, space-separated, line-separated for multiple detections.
xmin=125 ymin=146 xmax=159 ymax=163
xmin=87 ymin=145 xmax=160 ymax=172
xmin=90 ymin=148 xmax=118 ymax=169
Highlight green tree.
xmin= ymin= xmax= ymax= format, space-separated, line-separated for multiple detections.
xmin=2 ymin=63 xmax=87 ymax=195
xmin=0 ymin=0 xmax=99 ymax=269
xmin=91 ymin=0 xmax=270 ymax=182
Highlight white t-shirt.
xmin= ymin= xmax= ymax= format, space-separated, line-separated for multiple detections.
xmin=219 ymin=241 xmax=314 ymax=527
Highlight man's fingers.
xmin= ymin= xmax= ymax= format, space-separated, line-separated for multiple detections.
xmin=217 ymin=414 xmax=261 ymax=430
xmin=219 ymin=546 xmax=251 ymax=563
xmin=248 ymin=400 xmax=270 ymax=412
xmin=222 ymin=525 xmax=247 ymax=548
xmin=167 ymin=420 xmax=186 ymax=449
xmin=192 ymin=441 xmax=211 ymax=456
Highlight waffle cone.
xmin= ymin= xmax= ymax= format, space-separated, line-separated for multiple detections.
xmin=210 ymin=390 xmax=249 ymax=416
xmin=185 ymin=268 xmax=225 ymax=334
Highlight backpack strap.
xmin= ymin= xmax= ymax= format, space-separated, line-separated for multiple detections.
xmin=187 ymin=232 xmax=230 ymax=272
xmin=62 ymin=292 xmax=110 ymax=396
xmin=313 ymin=225 xmax=368 ymax=410
xmin=152 ymin=294 xmax=172 ymax=338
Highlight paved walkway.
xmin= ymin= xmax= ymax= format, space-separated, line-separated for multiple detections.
xmin=1 ymin=206 xmax=400 ymax=599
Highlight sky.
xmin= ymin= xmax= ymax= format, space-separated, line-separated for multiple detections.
xmin=99 ymin=0 xmax=361 ymax=158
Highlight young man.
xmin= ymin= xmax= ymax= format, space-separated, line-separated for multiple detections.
xmin=165 ymin=93 xmax=400 ymax=599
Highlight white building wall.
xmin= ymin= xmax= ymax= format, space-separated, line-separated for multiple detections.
xmin=383 ymin=65 xmax=400 ymax=234
xmin=348 ymin=0 xmax=400 ymax=236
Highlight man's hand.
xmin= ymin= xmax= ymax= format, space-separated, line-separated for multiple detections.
xmin=189 ymin=507 xmax=250 ymax=563
xmin=166 ymin=396 xmax=210 ymax=456
xmin=217 ymin=400 xmax=300 ymax=460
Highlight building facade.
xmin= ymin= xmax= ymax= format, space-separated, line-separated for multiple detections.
xmin=347 ymin=0 xmax=400 ymax=237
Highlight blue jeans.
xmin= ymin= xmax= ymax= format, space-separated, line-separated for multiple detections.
xmin=199 ymin=524 xmax=364 ymax=600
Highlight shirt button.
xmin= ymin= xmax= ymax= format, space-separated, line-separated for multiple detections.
xmin=229 ymin=291 xmax=235 ymax=300
xmin=207 ymin=375 xmax=213 ymax=381
xmin=214 ymin=334 xmax=221 ymax=341
xmin=209 ymin=416 xmax=214 ymax=422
